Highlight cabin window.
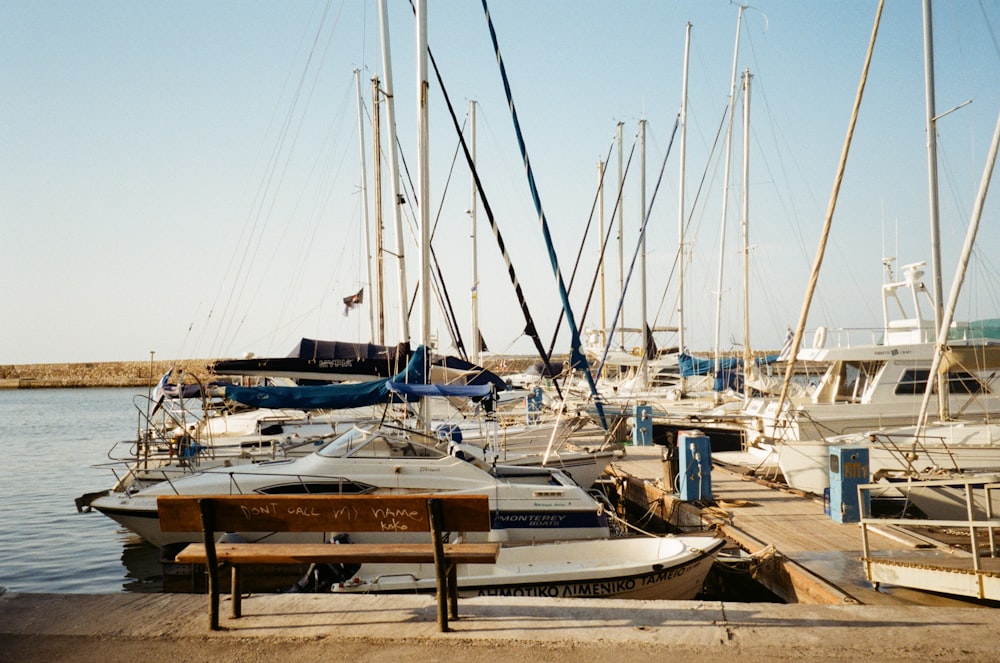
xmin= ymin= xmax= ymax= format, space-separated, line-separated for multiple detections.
xmin=894 ymin=369 xmax=989 ymax=395
xmin=835 ymin=361 xmax=882 ymax=402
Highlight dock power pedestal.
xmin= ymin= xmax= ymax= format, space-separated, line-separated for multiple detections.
xmin=678 ymin=431 xmax=712 ymax=501
xmin=828 ymin=445 xmax=870 ymax=523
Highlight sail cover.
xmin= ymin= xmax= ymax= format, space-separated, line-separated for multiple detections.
xmin=386 ymin=380 xmax=494 ymax=400
xmin=223 ymin=346 xmax=428 ymax=410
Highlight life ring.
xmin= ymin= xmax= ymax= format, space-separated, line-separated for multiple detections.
xmin=812 ymin=325 xmax=828 ymax=349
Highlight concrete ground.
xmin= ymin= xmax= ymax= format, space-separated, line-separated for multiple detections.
xmin=2 ymin=591 xmax=999 ymax=662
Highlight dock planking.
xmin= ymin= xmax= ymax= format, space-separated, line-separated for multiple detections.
xmin=608 ymin=445 xmax=987 ymax=607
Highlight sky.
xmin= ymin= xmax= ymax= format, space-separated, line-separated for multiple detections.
xmin=2 ymin=0 xmax=1000 ymax=365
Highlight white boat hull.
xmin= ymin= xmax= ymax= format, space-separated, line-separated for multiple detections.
xmin=334 ymin=535 xmax=725 ymax=600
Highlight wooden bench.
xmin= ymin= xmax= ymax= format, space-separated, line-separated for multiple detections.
xmin=157 ymin=494 xmax=499 ymax=632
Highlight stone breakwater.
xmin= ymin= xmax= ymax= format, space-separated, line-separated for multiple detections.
xmin=0 ymin=356 xmax=547 ymax=389
xmin=0 ymin=360 xmax=217 ymax=389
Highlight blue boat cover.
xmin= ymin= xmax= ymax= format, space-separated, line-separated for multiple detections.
xmin=224 ymin=346 xmax=428 ymax=410
xmin=679 ymin=351 xmax=781 ymax=392
xmin=386 ymin=381 xmax=494 ymax=399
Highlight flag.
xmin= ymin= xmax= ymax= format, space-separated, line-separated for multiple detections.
xmin=778 ymin=328 xmax=794 ymax=361
xmin=342 ymin=288 xmax=364 ymax=316
xmin=150 ymin=368 xmax=173 ymax=416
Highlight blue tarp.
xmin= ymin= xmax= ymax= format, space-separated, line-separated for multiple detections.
xmin=386 ymin=381 xmax=494 ymax=400
xmin=679 ymin=352 xmax=781 ymax=392
xmin=224 ymin=346 xmax=428 ymax=410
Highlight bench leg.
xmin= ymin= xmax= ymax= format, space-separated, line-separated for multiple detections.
xmin=207 ymin=565 xmax=220 ymax=630
xmin=448 ymin=562 xmax=459 ymax=620
xmin=231 ymin=565 xmax=242 ymax=619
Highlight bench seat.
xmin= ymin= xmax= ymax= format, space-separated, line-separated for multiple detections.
xmin=175 ymin=541 xmax=501 ymax=566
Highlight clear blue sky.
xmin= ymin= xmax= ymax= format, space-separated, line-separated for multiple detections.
xmin=2 ymin=1 xmax=999 ymax=365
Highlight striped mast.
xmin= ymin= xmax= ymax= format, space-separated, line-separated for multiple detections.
xmin=480 ymin=0 xmax=606 ymax=427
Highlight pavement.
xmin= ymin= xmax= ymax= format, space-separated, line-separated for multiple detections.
xmin=2 ymin=590 xmax=999 ymax=662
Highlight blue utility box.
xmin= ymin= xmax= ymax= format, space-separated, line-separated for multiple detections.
xmin=678 ymin=431 xmax=712 ymax=501
xmin=632 ymin=404 xmax=653 ymax=446
xmin=525 ymin=387 xmax=543 ymax=424
xmin=828 ymin=445 xmax=870 ymax=523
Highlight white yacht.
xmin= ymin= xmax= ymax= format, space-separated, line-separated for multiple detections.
xmin=743 ymin=262 xmax=1000 ymax=494
xmin=90 ymin=421 xmax=612 ymax=549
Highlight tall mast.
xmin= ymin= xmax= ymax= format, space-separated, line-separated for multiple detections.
xmin=918 ymin=109 xmax=1000 ymax=430
xmin=616 ymin=121 xmax=625 ymax=349
xmin=677 ymin=23 xmax=691 ymax=391
xmin=377 ymin=0 xmax=410 ymax=348
xmin=416 ymin=0 xmax=430 ymax=428
xmin=598 ymin=158 xmax=607 ymax=363
xmin=372 ymin=76 xmax=385 ymax=344
xmin=469 ymin=100 xmax=481 ymax=365
xmin=713 ymin=5 xmax=743 ymax=404
xmin=639 ymin=118 xmax=648 ymax=388
xmin=922 ymin=0 xmax=947 ymax=417
xmin=741 ymin=69 xmax=753 ymax=397
xmin=355 ymin=68 xmax=375 ymax=342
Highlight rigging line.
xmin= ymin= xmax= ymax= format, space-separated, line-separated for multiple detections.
xmin=211 ymin=4 xmax=341 ymax=357
xmin=596 ymin=117 xmax=680 ymax=379
xmin=775 ymin=0 xmax=885 ymax=418
xmin=544 ymin=137 xmax=617 ymax=361
xmin=393 ymin=133 xmax=469 ymax=359
xmin=406 ymin=4 xmax=565 ymax=404
xmin=426 ymin=121 xmax=471 ymax=359
xmin=578 ymin=133 xmax=640 ymax=340
xmin=480 ymin=0 xmax=606 ymax=428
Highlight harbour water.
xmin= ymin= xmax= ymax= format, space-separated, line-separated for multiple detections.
xmin=0 ymin=387 xmax=164 ymax=593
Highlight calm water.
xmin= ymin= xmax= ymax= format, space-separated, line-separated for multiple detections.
xmin=0 ymin=387 xmax=164 ymax=593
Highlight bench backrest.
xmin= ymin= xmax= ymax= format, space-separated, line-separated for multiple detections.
xmin=157 ymin=494 xmax=492 ymax=534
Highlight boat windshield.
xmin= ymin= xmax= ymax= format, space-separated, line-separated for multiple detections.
xmin=316 ymin=425 xmax=446 ymax=459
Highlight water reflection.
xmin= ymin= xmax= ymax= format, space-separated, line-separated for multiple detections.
xmin=120 ymin=536 xmax=163 ymax=593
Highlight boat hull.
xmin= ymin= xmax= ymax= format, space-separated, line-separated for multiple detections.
xmin=333 ymin=536 xmax=724 ymax=601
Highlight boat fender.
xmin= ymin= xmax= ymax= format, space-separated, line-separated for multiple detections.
xmin=812 ymin=325 xmax=828 ymax=349
xmin=285 ymin=533 xmax=360 ymax=593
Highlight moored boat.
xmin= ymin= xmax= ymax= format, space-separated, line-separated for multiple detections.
xmin=332 ymin=534 xmax=725 ymax=600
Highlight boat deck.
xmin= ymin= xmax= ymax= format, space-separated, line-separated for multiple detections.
xmin=606 ymin=445 xmax=994 ymax=606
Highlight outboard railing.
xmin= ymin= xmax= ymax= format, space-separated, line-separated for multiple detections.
xmin=858 ymin=478 xmax=1000 ymax=588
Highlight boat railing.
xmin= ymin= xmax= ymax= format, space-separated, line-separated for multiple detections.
xmin=810 ymin=326 xmax=886 ymax=350
xmin=858 ymin=478 xmax=1000 ymax=589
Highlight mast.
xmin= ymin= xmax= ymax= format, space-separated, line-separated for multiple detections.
xmin=677 ymin=23 xmax=691 ymax=392
xmin=469 ymin=100 xmax=481 ymax=365
xmin=922 ymin=0 xmax=948 ymax=417
xmin=713 ymin=5 xmax=743 ymax=404
xmin=372 ymin=76 xmax=385 ymax=344
xmin=775 ymin=0 xmax=884 ymax=416
xmin=741 ymin=69 xmax=753 ymax=396
xmin=416 ymin=0 xmax=430 ymax=426
xmin=354 ymin=68 xmax=375 ymax=342
xmin=639 ymin=118 xmax=648 ymax=388
xmin=598 ymin=159 xmax=607 ymax=349
xmin=377 ymin=0 xmax=411 ymax=348
xmin=917 ymin=109 xmax=1000 ymax=430
xmin=617 ymin=121 xmax=625 ymax=349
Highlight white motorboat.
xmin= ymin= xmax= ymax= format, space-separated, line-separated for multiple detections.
xmin=773 ymin=421 xmax=1000 ymax=497
xmin=90 ymin=421 xmax=612 ymax=549
xmin=332 ymin=534 xmax=725 ymax=601
xmin=737 ymin=262 xmax=1000 ymax=494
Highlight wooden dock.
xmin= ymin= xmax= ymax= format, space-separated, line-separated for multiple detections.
xmin=605 ymin=445 xmax=990 ymax=607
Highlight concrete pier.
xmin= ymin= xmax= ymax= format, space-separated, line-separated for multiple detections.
xmin=3 ymin=590 xmax=999 ymax=662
